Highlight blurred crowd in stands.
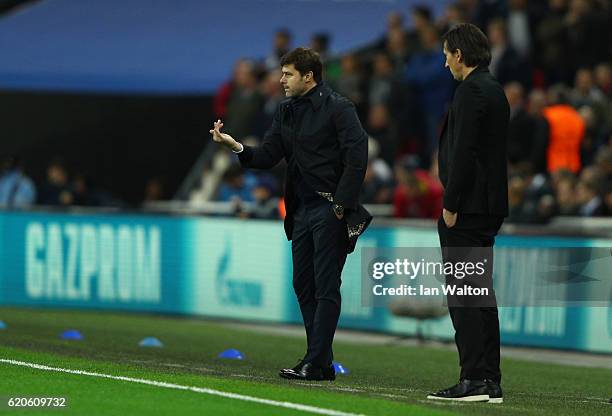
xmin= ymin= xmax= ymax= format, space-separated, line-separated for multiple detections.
xmin=206 ymin=0 xmax=612 ymax=222
xmin=1 ymin=0 xmax=611 ymax=222
xmin=0 ymin=156 xmax=165 ymax=209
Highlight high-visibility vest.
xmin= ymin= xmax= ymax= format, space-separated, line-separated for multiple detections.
xmin=542 ymin=104 xmax=585 ymax=174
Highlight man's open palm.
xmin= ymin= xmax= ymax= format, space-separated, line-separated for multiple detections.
xmin=209 ymin=119 xmax=235 ymax=148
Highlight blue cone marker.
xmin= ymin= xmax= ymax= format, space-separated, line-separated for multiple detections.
xmin=218 ymin=349 xmax=244 ymax=360
xmin=139 ymin=337 xmax=164 ymax=347
xmin=60 ymin=329 xmax=83 ymax=340
xmin=333 ymin=361 xmax=349 ymax=375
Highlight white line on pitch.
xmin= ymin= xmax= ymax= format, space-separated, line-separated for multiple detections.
xmin=0 ymin=359 xmax=365 ymax=416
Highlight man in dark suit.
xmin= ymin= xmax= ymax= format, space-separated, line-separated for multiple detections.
xmin=210 ymin=48 xmax=371 ymax=381
xmin=427 ymin=24 xmax=509 ymax=403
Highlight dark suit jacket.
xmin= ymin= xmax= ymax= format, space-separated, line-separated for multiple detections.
xmin=237 ymin=82 xmax=372 ymax=252
xmin=438 ymin=66 xmax=510 ymax=216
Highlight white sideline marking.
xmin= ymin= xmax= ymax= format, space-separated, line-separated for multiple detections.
xmin=0 ymin=359 xmax=365 ymax=416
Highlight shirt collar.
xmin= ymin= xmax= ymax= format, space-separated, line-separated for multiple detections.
xmin=293 ymin=82 xmax=329 ymax=110
xmin=465 ymin=65 xmax=489 ymax=81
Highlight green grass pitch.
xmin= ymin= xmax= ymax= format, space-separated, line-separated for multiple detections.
xmin=0 ymin=307 xmax=610 ymax=415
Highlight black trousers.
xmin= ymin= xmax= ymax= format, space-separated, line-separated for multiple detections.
xmin=437 ymin=214 xmax=504 ymax=383
xmin=291 ymin=195 xmax=348 ymax=367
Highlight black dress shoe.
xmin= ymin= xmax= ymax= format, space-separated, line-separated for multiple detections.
xmin=280 ymin=360 xmax=305 ymax=371
xmin=427 ymin=379 xmax=490 ymax=402
xmin=321 ymin=364 xmax=336 ymax=381
xmin=279 ymin=359 xmax=306 ymax=377
xmin=485 ymin=379 xmax=503 ymax=403
xmin=279 ymin=362 xmax=336 ymax=381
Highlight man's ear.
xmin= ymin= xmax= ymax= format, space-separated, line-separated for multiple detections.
xmin=455 ymin=49 xmax=463 ymax=64
xmin=304 ymin=71 xmax=314 ymax=82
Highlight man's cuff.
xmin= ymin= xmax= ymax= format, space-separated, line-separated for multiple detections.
xmin=333 ymin=195 xmax=356 ymax=211
xmin=231 ymin=143 xmax=244 ymax=154
xmin=236 ymin=145 xmax=253 ymax=166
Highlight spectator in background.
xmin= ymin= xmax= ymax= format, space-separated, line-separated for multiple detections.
xmin=71 ymin=173 xmax=92 ymax=206
xmin=593 ymin=145 xmax=612 ymax=189
xmin=367 ymin=104 xmax=395 ymax=166
xmin=566 ymin=0 xmax=609 ymax=72
xmin=579 ymin=165 xmax=604 ymax=188
xmin=576 ymin=177 xmax=605 ymax=216
xmin=335 ymin=54 xmax=365 ymax=109
xmin=38 ymin=158 xmax=73 ymax=206
xmin=361 ymin=137 xmax=394 ymax=204
xmin=361 ymin=162 xmax=393 ymax=204
xmin=265 ymin=28 xmax=292 ymax=71
xmin=543 ymin=85 xmax=585 ymax=174
xmin=368 ymin=52 xmax=400 ymax=158
xmin=406 ymin=5 xmax=434 ymax=55
xmin=254 ymin=69 xmax=284 ymax=139
xmin=535 ymin=0 xmax=571 ymax=85
xmin=224 ymin=59 xmax=265 ymax=140
xmin=526 ymin=88 xmax=551 ymax=173
xmin=213 ymin=59 xmax=243 ymax=119
xmin=507 ymin=162 xmax=556 ymax=223
xmin=368 ymin=52 xmax=394 ymax=106
xmin=507 ymin=176 xmax=530 ymax=222
xmin=577 ymin=105 xmax=603 ymax=166
xmin=250 ymin=174 xmax=280 ymax=219
xmin=310 ymin=33 xmax=331 ymax=62
xmin=456 ymin=0 xmax=483 ymax=26
xmin=404 ymin=25 xmax=454 ymax=161
xmin=426 ymin=150 xmax=444 ymax=215
xmin=523 ymin=159 xmax=555 ymax=200
xmin=143 ymin=176 xmax=166 ymax=202
xmin=370 ymin=11 xmax=405 ymax=54
xmin=0 ymin=156 xmax=36 ymax=208
xmin=386 ymin=26 xmax=410 ymax=73
xmin=487 ymin=18 xmax=531 ymax=88
xmin=570 ymin=68 xmax=606 ymax=109
xmin=216 ymin=164 xmax=256 ymax=203
xmin=392 ymin=155 xmax=441 ymax=218
xmin=506 ymin=0 xmax=533 ymax=58
xmin=506 ymin=83 xmax=549 ymax=174
xmin=573 ymin=68 xmax=610 ymax=149
xmin=527 ymin=88 xmax=548 ymax=116
xmin=437 ymin=3 xmax=466 ymax=34
xmin=555 ymin=174 xmax=579 ymax=215
xmin=594 ymin=63 xmax=611 ymax=99
xmin=360 ymin=11 xmax=409 ymax=86
xmin=467 ymin=0 xmax=507 ymax=31
xmin=596 ymin=143 xmax=612 ymax=170
xmin=506 ymin=82 xmax=531 ymax=165
xmin=72 ymin=172 xmax=118 ymax=207
xmin=393 ymin=171 xmax=430 ymax=218
xmin=604 ymin=181 xmax=612 ymax=215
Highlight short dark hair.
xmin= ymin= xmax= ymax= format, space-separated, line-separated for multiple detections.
xmin=279 ymin=47 xmax=323 ymax=83
xmin=442 ymin=23 xmax=491 ymax=68
xmin=311 ymin=33 xmax=330 ymax=53
xmin=413 ymin=5 xmax=432 ymax=22
xmin=276 ymin=28 xmax=291 ymax=39
xmin=548 ymin=84 xmax=570 ymax=105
